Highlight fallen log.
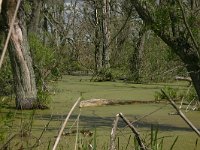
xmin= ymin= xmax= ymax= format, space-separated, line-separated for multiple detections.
xmin=79 ymin=99 xmax=155 ymax=108
xmin=175 ymin=76 xmax=192 ymax=83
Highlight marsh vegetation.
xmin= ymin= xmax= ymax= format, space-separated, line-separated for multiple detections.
xmin=0 ymin=75 xmax=200 ymax=149
xmin=1 ymin=0 xmax=200 ymax=149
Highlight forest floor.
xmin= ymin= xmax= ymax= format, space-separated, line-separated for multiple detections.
xmin=0 ymin=75 xmax=200 ymax=149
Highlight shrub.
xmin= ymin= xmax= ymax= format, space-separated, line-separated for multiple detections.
xmin=179 ymin=87 xmax=198 ymax=103
xmin=155 ymin=87 xmax=178 ymax=101
xmin=29 ymin=34 xmax=63 ymax=106
xmin=92 ymin=68 xmax=114 ymax=82
xmin=155 ymin=86 xmax=198 ymax=105
xmin=0 ymin=59 xmax=13 ymax=96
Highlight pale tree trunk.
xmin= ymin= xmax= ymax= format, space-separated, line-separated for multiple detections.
xmin=0 ymin=0 xmax=2 ymax=13
xmin=102 ymin=0 xmax=110 ymax=69
xmin=2 ymin=0 xmax=38 ymax=109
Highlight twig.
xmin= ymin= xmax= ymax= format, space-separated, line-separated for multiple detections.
xmin=119 ymin=113 xmax=147 ymax=150
xmin=0 ymin=134 xmax=18 ymax=150
xmin=177 ymin=0 xmax=200 ymax=55
xmin=110 ymin=114 xmax=120 ymax=150
xmin=0 ymin=0 xmax=21 ymax=69
xmin=35 ymin=114 xmax=53 ymax=146
xmin=108 ymin=2 xmax=134 ymax=49
xmin=186 ymin=98 xmax=195 ymax=112
xmin=179 ymin=84 xmax=192 ymax=109
xmin=161 ymin=89 xmax=200 ymax=137
xmin=74 ymin=110 xmax=81 ymax=150
xmin=52 ymin=97 xmax=81 ymax=150
xmin=116 ymin=103 xmax=167 ymax=138
xmin=132 ymin=104 xmax=168 ymax=124
xmin=125 ymin=135 xmax=132 ymax=150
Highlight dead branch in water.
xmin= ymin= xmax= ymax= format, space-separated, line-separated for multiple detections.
xmin=161 ymin=89 xmax=200 ymax=137
xmin=52 ymin=97 xmax=81 ymax=150
xmin=110 ymin=114 xmax=120 ymax=150
xmin=175 ymin=76 xmax=192 ymax=86
xmin=109 ymin=113 xmax=147 ymax=150
xmin=119 ymin=113 xmax=147 ymax=150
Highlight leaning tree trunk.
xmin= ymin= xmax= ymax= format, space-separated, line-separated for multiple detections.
xmin=131 ymin=0 xmax=200 ymax=102
xmin=187 ymin=65 xmax=200 ymax=102
xmin=2 ymin=0 xmax=38 ymax=109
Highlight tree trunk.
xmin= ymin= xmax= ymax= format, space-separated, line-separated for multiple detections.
xmin=102 ymin=0 xmax=110 ymax=69
xmin=185 ymin=63 xmax=200 ymax=102
xmin=29 ymin=0 xmax=42 ymax=33
xmin=130 ymin=26 xmax=146 ymax=82
xmin=2 ymin=0 xmax=38 ymax=109
xmin=94 ymin=0 xmax=103 ymax=72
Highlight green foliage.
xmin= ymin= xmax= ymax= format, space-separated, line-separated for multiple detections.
xmin=155 ymin=86 xmax=198 ymax=103
xmin=77 ymin=128 xmax=97 ymax=150
xmin=0 ymin=76 xmax=199 ymax=149
xmin=155 ymin=7 xmax=171 ymax=29
xmin=179 ymin=87 xmax=198 ymax=103
xmin=29 ymin=34 xmax=62 ymax=105
xmin=134 ymin=126 xmax=178 ymax=150
xmin=92 ymin=68 xmax=114 ymax=82
xmin=0 ymin=109 xmax=14 ymax=141
xmin=65 ymin=58 xmax=84 ymax=74
xmin=155 ymin=86 xmax=178 ymax=101
xmin=110 ymin=68 xmax=129 ymax=80
xmin=140 ymin=35 xmax=186 ymax=82
xmin=0 ymin=110 xmax=39 ymax=149
xmin=30 ymin=34 xmax=62 ymax=80
xmin=24 ymin=0 xmax=32 ymax=14
xmin=0 ymin=60 xmax=13 ymax=96
xmin=37 ymin=81 xmax=51 ymax=106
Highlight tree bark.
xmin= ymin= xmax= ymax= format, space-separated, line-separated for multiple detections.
xmin=102 ymin=0 xmax=110 ymax=69
xmin=130 ymin=26 xmax=146 ymax=82
xmin=2 ymin=0 xmax=38 ymax=109
xmin=94 ymin=0 xmax=103 ymax=72
xmin=186 ymin=64 xmax=200 ymax=102
xmin=29 ymin=0 xmax=42 ymax=33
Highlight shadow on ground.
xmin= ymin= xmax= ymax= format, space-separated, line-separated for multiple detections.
xmin=33 ymin=113 xmax=200 ymax=133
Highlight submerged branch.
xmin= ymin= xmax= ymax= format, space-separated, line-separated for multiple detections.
xmin=161 ymin=89 xmax=200 ymax=137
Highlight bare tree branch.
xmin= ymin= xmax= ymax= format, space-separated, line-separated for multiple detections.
xmin=119 ymin=113 xmax=147 ymax=150
xmin=161 ymin=89 xmax=200 ymax=137
xmin=110 ymin=114 xmax=120 ymax=150
xmin=177 ymin=0 xmax=200 ymax=56
xmin=52 ymin=97 xmax=81 ymax=150
xmin=74 ymin=110 xmax=81 ymax=150
xmin=0 ymin=0 xmax=21 ymax=69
